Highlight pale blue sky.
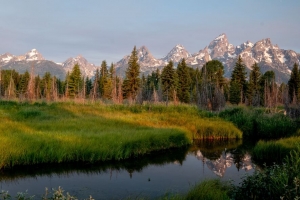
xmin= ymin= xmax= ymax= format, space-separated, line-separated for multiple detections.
xmin=0 ymin=0 xmax=299 ymax=64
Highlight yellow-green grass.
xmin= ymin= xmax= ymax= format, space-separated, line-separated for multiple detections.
xmin=252 ymin=136 xmax=300 ymax=164
xmin=0 ymin=101 xmax=242 ymax=168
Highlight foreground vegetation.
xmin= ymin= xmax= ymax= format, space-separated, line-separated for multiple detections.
xmin=252 ymin=136 xmax=300 ymax=164
xmin=0 ymin=101 xmax=241 ymax=169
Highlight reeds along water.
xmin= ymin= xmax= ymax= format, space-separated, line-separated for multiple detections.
xmin=252 ymin=136 xmax=300 ymax=164
xmin=218 ymin=107 xmax=297 ymax=140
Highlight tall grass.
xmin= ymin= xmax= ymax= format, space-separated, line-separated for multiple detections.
xmin=252 ymin=136 xmax=300 ymax=164
xmin=0 ymin=101 xmax=241 ymax=168
xmin=218 ymin=106 xmax=297 ymax=140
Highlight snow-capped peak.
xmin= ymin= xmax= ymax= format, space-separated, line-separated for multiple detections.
xmin=163 ymin=44 xmax=191 ymax=63
xmin=25 ymin=49 xmax=44 ymax=61
xmin=214 ymin=33 xmax=227 ymax=41
xmin=0 ymin=53 xmax=14 ymax=64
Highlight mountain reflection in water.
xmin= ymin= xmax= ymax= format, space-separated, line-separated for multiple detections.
xmin=196 ymin=150 xmax=253 ymax=177
xmin=0 ymin=140 xmax=254 ymax=199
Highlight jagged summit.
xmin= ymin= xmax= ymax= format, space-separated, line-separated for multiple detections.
xmin=25 ymin=49 xmax=45 ymax=61
xmin=1 ymin=33 xmax=300 ymax=83
xmin=214 ymin=33 xmax=227 ymax=41
xmin=62 ymin=55 xmax=96 ymax=77
xmin=163 ymin=44 xmax=191 ymax=63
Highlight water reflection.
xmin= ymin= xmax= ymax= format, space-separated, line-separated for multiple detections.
xmin=196 ymin=151 xmax=253 ymax=177
xmin=0 ymin=147 xmax=188 ymax=182
xmin=192 ymin=139 xmax=254 ymax=177
xmin=0 ymin=140 xmax=254 ymax=199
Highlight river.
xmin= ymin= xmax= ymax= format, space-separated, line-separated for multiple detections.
xmin=0 ymin=140 xmax=254 ymax=199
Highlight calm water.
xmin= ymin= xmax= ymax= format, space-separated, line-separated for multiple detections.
xmin=0 ymin=140 xmax=254 ymax=199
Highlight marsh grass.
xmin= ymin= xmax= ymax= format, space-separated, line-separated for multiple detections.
xmin=218 ymin=106 xmax=297 ymax=139
xmin=0 ymin=101 xmax=241 ymax=168
xmin=252 ymin=136 xmax=300 ymax=164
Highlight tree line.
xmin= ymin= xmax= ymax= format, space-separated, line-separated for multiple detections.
xmin=0 ymin=46 xmax=299 ymax=111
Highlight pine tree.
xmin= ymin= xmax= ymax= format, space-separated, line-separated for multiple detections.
xmin=288 ymin=63 xmax=300 ymax=103
xmin=19 ymin=71 xmax=30 ymax=99
xmin=67 ymin=64 xmax=82 ymax=98
xmin=42 ymin=72 xmax=52 ymax=100
xmin=161 ymin=61 xmax=176 ymax=105
xmin=85 ymin=77 xmax=93 ymax=97
xmin=230 ymin=55 xmax=247 ymax=104
xmin=260 ymin=71 xmax=276 ymax=106
xmin=247 ymin=62 xmax=261 ymax=106
xmin=122 ymin=46 xmax=141 ymax=102
xmin=176 ymin=59 xmax=191 ymax=103
xmin=99 ymin=60 xmax=108 ymax=97
xmin=229 ymin=81 xmax=241 ymax=105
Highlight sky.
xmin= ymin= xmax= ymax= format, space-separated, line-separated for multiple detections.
xmin=0 ymin=0 xmax=299 ymax=65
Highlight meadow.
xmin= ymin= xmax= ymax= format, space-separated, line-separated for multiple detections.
xmin=0 ymin=101 xmax=242 ymax=169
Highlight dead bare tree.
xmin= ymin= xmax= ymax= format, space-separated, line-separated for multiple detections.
xmin=26 ymin=64 xmax=35 ymax=101
xmin=117 ymin=78 xmax=123 ymax=104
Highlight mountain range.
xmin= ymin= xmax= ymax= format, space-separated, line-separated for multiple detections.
xmin=1 ymin=33 xmax=300 ymax=82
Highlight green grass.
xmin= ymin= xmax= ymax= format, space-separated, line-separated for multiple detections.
xmin=218 ymin=106 xmax=297 ymax=140
xmin=0 ymin=101 xmax=241 ymax=168
xmin=184 ymin=179 xmax=231 ymax=200
xmin=252 ymin=136 xmax=300 ymax=164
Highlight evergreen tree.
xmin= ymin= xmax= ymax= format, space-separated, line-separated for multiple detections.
xmin=260 ymin=71 xmax=276 ymax=106
xmin=230 ymin=55 xmax=247 ymax=104
xmin=201 ymin=60 xmax=225 ymax=88
xmin=68 ymin=63 xmax=82 ymax=98
xmin=247 ymin=62 xmax=261 ymax=106
xmin=122 ymin=46 xmax=141 ymax=101
xmin=19 ymin=71 xmax=30 ymax=99
xmin=42 ymin=72 xmax=52 ymax=100
xmin=161 ymin=61 xmax=176 ymax=104
xmin=288 ymin=63 xmax=300 ymax=103
xmin=85 ymin=77 xmax=92 ymax=97
xmin=176 ymin=59 xmax=191 ymax=103
xmin=35 ymin=75 xmax=41 ymax=99
xmin=229 ymin=81 xmax=241 ymax=105
xmin=99 ymin=60 xmax=108 ymax=97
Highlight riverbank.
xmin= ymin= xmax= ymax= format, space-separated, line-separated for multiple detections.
xmin=0 ymin=101 xmax=241 ymax=168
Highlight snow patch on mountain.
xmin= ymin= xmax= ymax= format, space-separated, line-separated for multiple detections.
xmin=25 ymin=49 xmax=45 ymax=61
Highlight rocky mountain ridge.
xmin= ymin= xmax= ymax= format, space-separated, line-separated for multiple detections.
xmin=0 ymin=49 xmax=96 ymax=79
xmin=1 ymin=34 xmax=300 ymax=82
xmin=115 ymin=33 xmax=300 ymax=82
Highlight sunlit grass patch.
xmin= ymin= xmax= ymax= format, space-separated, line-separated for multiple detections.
xmin=0 ymin=101 xmax=241 ymax=168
